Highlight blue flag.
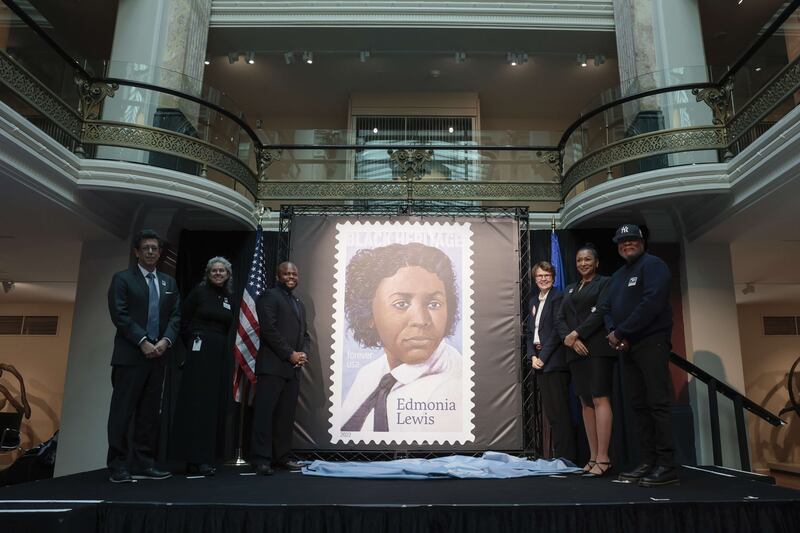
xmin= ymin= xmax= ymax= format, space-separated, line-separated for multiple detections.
xmin=550 ymin=230 xmax=565 ymax=292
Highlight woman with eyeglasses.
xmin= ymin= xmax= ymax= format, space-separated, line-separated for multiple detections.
xmin=527 ymin=261 xmax=576 ymax=464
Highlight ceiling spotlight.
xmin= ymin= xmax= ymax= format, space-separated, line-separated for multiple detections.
xmin=284 ymin=51 xmax=295 ymax=64
xmin=742 ymin=282 xmax=756 ymax=295
xmin=203 ymin=58 xmax=210 ymax=66
xmin=1 ymin=280 xmax=14 ymax=294
xmin=245 ymin=51 xmax=255 ymax=64
xmin=448 ymin=126 xmax=454 ymax=134
xmin=372 ymin=127 xmax=379 ymax=134
xmin=593 ymin=54 xmax=605 ymax=67
xmin=227 ymin=52 xmax=239 ymax=65
xmin=359 ymin=50 xmax=370 ymax=62
xmin=302 ymin=51 xmax=314 ymax=64
xmin=577 ymin=54 xmax=588 ymax=67
xmin=455 ymin=51 xmax=466 ymax=63
xmin=755 ymin=66 xmax=762 ymax=72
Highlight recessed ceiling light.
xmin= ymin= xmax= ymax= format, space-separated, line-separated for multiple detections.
xmin=448 ymin=126 xmax=454 ymax=134
xmin=372 ymin=127 xmax=378 ymax=134
xmin=204 ymin=58 xmax=210 ymax=66
xmin=755 ymin=66 xmax=762 ymax=72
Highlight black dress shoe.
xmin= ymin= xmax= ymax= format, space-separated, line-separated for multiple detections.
xmin=275 ymin=460 xmax=303 ymax=472
xmin=255 ymin=464 xmax=274 ymax=476
xmin=109 ymin=469 xmax=134 ymax=483
xmin=198 ymin=464 xmax=216 ymax=476
xmin=131 ymin=467 xmax=172 ymax=480
xmin=639 ymin=465 xmax=679 ymax=487
xmin=617 ymin=463 xmax=653 ymax=482
xmin=187 ymin=463 xmax=217 ymax=476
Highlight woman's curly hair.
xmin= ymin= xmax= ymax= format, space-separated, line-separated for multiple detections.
xmin=345 ymin=242 xmax=459 ymax=348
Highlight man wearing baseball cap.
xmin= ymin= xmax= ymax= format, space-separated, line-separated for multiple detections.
xmin=602 ymin=224 xmax=678 ymax=487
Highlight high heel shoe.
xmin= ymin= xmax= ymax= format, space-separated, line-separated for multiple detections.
xmin=574 ymin=460 xmax=596 ymax=475
xmin=582 ymin=461 xmax=612 ymax=478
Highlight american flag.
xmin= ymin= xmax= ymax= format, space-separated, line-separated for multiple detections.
xmin=233 ymin=226 xmax=266 ymax=402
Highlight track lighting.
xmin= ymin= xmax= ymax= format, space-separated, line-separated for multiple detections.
xmin=455 ymin=52 xmax=466 ymax=63
xmin=359 ymin=51 xmax=370 ymax=62
xmin=245 ymin=51 xmax=255 ymax=64
xmin=302 ymin=51 xmax=314 ymax=64
xmin=577 ymin=54 xmax=588 ymax=67
xmin=284 ymin=51 xmax=295 ymax=64
xmin=227 ymin=52 xmax=239 ymax=65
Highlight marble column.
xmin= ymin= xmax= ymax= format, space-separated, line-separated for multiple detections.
xmin=100 ymin=0 xmax=212 ymax=161
xmin=612 ymin=0 xmax=715 ymax=167
xmin=680 ymin=240 xmax=748 ymax=468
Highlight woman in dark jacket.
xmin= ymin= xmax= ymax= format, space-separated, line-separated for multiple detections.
xmin=171 ymin=257 xmax=235 ymax=476
xmin=528 ymin=261 xmax=576 ymax=463
xmin=556 ymin=244 xmax=616 ymax=477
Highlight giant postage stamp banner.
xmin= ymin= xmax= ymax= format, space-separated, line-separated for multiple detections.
xmin=328 ymin=221 xmax=475 ymax=444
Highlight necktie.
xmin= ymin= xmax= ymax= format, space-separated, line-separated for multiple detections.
xmin=146 ymin=273 xmax=159 ymax=341
xmin=341 ymin=372 xmax=398 ymax=432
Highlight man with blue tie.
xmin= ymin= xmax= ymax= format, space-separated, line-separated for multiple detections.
xmin=106 ymin=230 xmax=180 ymax=483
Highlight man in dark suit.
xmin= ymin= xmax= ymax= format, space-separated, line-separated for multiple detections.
xmin=106 ymin=229 xmax=180 ymax=483
xmin=251 ymin=261 xmax=310 ymax=475
xmin=527 ymin=261 xmax=576 ymax=463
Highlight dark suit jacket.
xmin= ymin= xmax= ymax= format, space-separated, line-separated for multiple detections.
xmin=526 ymin=289 xmax=567 ymax=372
xmin=555 ymin=275 xmax=615 ymax=364
xmin=107 ymin=265 xmax=181 ymax=366
xmin=255 ymin=285 xmax=311 ymax=379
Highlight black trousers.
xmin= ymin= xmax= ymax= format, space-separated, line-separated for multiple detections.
xmin=538 ymin=370 xmax=577 ymax=463
xmin=622 ymin=335 xmax=675 ymax=466
xmin=107 ymin=359 xmax=165 ymax=472
xmin=250 ymin=373 xmax=299 ymax=465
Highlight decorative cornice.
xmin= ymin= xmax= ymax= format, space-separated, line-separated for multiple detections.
xmin=210 ymin=1 xmax=615 ymax=30
xmin=78 ymin=160 xmax=257 ymax=229
xmin=560 ymin=164 xmax=729 ymax=229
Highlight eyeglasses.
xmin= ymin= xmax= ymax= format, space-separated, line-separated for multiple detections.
xmin=139 ymin=245 xmax=160 ymax=252
xmin=534 ymin=274 xmax=553 ymax=279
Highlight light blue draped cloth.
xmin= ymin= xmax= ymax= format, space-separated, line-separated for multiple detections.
xmin=302 ymin=451 xmax=581 ymax=479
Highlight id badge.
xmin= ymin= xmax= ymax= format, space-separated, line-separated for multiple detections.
xmin=223 ymin=298 xmax=231 ymax=310
xmin=192 ymin=337 xmax=202 ymax=351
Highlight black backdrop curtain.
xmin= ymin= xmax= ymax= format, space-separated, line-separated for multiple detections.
xmin=160 ymin=226 xmax=685 ymax=467
xmin=158 ymin=229 xmax=280 ymax=463
xmin=529 ymin=228 xmax=631 ymax=467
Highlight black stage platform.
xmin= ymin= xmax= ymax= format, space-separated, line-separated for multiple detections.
xmin=1 ymin=464 xmax=799 ymax=533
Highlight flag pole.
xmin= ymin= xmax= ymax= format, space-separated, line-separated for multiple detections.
xmin=227 ymin=370 xmax=250 ymax=466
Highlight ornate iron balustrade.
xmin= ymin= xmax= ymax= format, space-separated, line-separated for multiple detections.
xmin=1 ymin=0 xmax=799 ymax=206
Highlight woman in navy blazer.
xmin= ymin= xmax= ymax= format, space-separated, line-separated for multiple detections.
xmin=556 ymin=244 xmax=616 ymax=477
xmin=527 ymin=261 xmax=576 ymax=463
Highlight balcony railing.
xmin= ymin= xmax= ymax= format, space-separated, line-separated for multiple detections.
xmin=0 ymin=0 xmax=799 ymax=207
